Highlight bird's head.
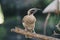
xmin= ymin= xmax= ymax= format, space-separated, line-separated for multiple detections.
xmin=27 ymin=8 xmax=41 ymax=15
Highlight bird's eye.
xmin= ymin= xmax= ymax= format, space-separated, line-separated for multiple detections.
xmin=30 ymin=10 xmax=35 ymax=13
xmin=31 ymin=10 xmax=35 ymax=12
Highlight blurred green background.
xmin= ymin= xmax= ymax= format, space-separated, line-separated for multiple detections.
xmin=0 ymin=0 xmax=60 ymax=40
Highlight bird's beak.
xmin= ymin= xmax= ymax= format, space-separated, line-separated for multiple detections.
xmin=33 ymin=9 xmax=42 ymax=14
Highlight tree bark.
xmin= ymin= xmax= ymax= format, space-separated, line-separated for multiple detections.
xmin=11 ymin=27 xmax=60 ymax=40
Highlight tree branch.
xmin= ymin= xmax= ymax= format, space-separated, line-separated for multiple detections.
xmin=11 ymin=27 xmax=60 ymax=40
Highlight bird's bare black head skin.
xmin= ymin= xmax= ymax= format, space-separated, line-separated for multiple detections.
xmin=27 ymin=8 xmax=41 ymax=15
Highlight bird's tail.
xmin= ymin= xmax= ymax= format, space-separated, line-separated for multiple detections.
xmin=25 ymin=30 xmax=36 ymax=38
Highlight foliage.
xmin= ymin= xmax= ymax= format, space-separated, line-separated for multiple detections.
xmin=44 ymin=0 xmax=53 ymax=5
xmin=0 ymin=26 xmax=7 ymax=40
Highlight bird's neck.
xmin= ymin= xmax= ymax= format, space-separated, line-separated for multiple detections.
xmin=28 ymin=13 xmax=34 ymax=15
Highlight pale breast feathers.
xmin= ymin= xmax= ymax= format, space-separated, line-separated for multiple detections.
xmin=22 ymin=15 xmax=36 ymax=24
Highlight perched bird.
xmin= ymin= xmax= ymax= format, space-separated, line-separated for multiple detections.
xmin=22 ymin=8 xmax=40 ymax=38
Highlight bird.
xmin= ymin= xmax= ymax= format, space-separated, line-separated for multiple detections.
xmin=22 ymin=8 xmax=40 ymax=38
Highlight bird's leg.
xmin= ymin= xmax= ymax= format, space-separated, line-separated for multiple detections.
xmin=29 ymin=27 xmax=36 ymax=33
xmin=25 ymin=28 xmax=27 ymax=32
xmin=25 ymin=29 xmax=29 ymax=38
xmin=32 ymin=28 xmax=36 ymax=33
xmin=24 ymin=27 xmax=32 ymax=38
xmin=24 ymin=27 xmax=28 ymax=38
xmin=32 ymin=25 xmax=36 ymax=33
